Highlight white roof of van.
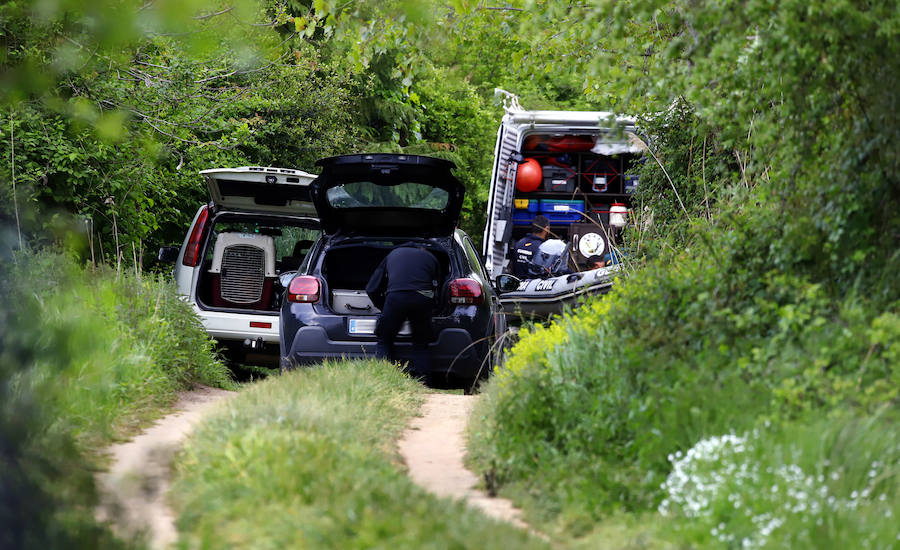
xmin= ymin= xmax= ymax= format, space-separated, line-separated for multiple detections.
xmin=504 ymin=110 xmax=636 ymax=127
xmin=495 ymin=88 xmax=636 ymax=127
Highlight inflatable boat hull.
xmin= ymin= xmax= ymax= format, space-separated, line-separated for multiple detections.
xmin=499 ymin=266 xmax=619 ymax=320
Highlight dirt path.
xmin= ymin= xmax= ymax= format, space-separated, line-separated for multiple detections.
xmin=97 ymin=388 xmax=533 ymax=547
xmin=397 ymin=393 xmax=531 ymax=530
xmin=96 ymin=385 xmax=236 ymax=549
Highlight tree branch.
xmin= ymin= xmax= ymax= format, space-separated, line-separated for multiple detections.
xmin=193 ymin=7 xmax=233 ymax=20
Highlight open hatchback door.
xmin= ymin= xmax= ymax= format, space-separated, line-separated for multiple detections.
xmin=201 ymin=166 xmax=318 ymax=216
xmin=310 ymin=154 xmax=465 ymax=237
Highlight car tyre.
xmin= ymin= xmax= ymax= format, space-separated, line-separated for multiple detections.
xmin=464 ymin=346 xmax=495 ymax=395
xmin=279 ymin=356 xmax=293 ymax=374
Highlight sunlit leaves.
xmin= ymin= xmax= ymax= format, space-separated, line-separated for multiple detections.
xmin=0 ymin=0 xmax=364 ymax=259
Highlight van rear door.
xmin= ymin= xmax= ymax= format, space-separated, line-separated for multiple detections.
xmin=201 ymin=167 xmax=318 ymax=216
xmin=483 ymin=122 xmax=523 ymax=278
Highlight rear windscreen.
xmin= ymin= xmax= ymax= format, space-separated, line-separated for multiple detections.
xmin=326 ymin=181 xmax=449 ymax=210
xmin=216 ymin=179 xmax=310 ymax=206
xmin=205 ymin=220 xmax=320 ymax=263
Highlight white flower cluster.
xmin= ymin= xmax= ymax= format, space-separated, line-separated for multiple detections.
xmin=658 ymin=433 xmax=894 ymax=549
xmin=659 ymin=433 xmax=747 ymax=518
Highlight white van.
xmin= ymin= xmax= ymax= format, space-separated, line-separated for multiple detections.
xmin=483 ymin=90 xmax=645 ymax=318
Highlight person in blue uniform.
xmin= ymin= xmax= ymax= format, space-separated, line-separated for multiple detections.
xmin=512 ymin=215 xmax=551 ymax=278
xmin=366 ymin=243 xmax=440 ymax=383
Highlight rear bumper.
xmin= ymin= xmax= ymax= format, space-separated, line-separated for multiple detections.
xmin=193 ymin=305 xmax=280 ymax=343
xmin=285 ymin=326 xmax=487 ymax=380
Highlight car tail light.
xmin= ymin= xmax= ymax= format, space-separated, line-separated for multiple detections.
xmin=287 ymin=276 xmax=321 ymax=303
xmin=182 ymin=205 xmax=210 ymax=267
xmin=449 ymin=278 xmax=483 ymax=305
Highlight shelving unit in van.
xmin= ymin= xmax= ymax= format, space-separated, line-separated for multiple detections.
xmin=481 ymin=92 xmax=644 ymax=282
xmin=511 ymin=149 xmax=641 ymax=229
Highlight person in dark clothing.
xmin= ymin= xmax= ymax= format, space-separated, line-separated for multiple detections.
xmin=512 ymin=215 xmax=551 ymax=278
xmin=365 ymin=243 xmax=440 ymax=383
xmin=586 ymin=254 xmax=606 ymax=270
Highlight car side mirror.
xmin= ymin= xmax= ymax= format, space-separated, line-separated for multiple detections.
xmin=495 ymin=274 xmax=521 ymax=293
xmin=158 ymin=246 xmax=180 ymax=263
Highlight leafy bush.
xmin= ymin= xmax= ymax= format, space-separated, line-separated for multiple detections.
xmin=470 ymin=3 xmax=900 ymax=543
xmin=470 ymin=198 xmax=900 ymax=539
xmin=0 ymin=247 xmax=233 ymax=548
xmin=4 ymin=251 xmax=234 ymax=440
xmin=629 ymin=100 xmax=735 ymax=240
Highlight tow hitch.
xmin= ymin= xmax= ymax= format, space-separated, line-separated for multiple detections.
xmin=243 ymin=337 xmax=264 ymax=350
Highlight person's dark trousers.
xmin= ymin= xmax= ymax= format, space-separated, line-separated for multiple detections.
xmin=374 ymin=290 xmax=434 ymax=382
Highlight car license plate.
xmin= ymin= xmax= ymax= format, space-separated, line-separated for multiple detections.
xmin=348 ymin=318 xmax=411 ymax=335
xmin=348 ymin=318 xmax=376 ymax=335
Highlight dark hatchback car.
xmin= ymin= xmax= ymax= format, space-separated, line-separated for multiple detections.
xmin=279 ymin=154 xmax=506 ymax=391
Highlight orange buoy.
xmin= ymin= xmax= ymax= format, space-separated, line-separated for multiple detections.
xmin=516 ymin=158 xmax=542 ymax=192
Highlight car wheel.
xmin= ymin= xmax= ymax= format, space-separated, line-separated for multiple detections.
xmin=464 ymin=372 xmax=488 ymax=395
xmin=279 ymin=356 xmax=293 ymax=374
xmin=481 ymin=334 xmax=499 ymax=378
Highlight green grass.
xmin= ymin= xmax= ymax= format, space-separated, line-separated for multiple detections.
xmin=1 ymin=249 xmax=234 ymax=549
xmin=466 ymin=206 xmax=900 ymax=548
xmin=656 ymin=415 xmax=900 ymax=549
xmin=469 ymin=305 xmax=900 ymax=549
xmin=6 ymin=251 xmax=236 ymax=443
xmin=170 ymin=359 xmax=548 ymax=550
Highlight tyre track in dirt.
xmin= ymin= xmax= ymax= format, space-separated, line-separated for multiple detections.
xmin=98 ymin=388 xmax=539 ymax=548
xmin=96 ymin=385 xmax=236 ymax=549
xmin=397 ymin=393 xmax=534 ymax=531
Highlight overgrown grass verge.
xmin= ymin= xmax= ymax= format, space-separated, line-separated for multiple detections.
xmin=5 ymin=251 xmax=235 ymax=442
xmin=170 ymin=360 xmax=548 ymax=549
xmin=467 ymin=204 xmax=900 ymax=548
xmin=1 ymin=248 xmax=234 ymax=548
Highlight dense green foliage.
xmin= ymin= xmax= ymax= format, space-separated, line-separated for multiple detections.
xmin=0 ymin=246 xmax=234 ymax=548
xmin=3 ymin=0 xmax=899 ymax=547
xmin=471 ymin=241 xmax=900 ymax=518
xmin=1 ymin=0 xmax=560 ymax=258
xmin=1 ymin=0 xmax=364 ymax=261
xmin=171 ymin=360 xmax=547 ymax=549
xmin=657 ymin=416 xmax=900 ymax=549
xmin=468 ymin=0 xmax=900 ymax=547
